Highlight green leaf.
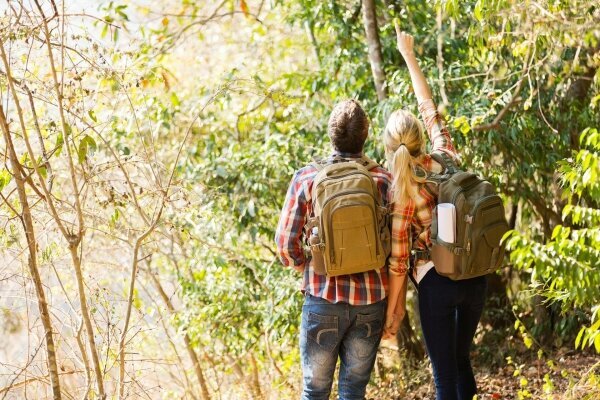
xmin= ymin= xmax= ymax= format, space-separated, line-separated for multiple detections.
xmin=170 ymin=92 xmax=180 ymax=107
xmin=474 ymin=0 xmax=483 ymax=22
xmin=551 ymin=225 xmax=562 ymax=240
xmin=111 ymin=208 xmax=120 ymax=226
xmin=88 ymin=110 xmax=98 ymax=122
xmin=54 ymin=132 xmax=64 ymax=157
xmin=0 ymin=169 xmax=11 ymax=191
xmin=78 ymin=135 xmax=97 ymax=163
xmin=575 ymin=327 xmax=585 ymax=349
xmin=36 ymin=157 xmax=47 ymax=179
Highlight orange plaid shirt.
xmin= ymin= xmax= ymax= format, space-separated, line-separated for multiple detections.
xmin=388 ymin=99 xmax=458 ymax=276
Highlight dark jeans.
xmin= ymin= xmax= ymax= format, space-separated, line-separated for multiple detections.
xmin=300 ymin=294 xmax=386 ymax=400
xmin=418 ymin=269 xmax=487 ymax=400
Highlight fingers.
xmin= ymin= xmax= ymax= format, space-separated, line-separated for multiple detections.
xmin=384 ymin=317 xmax=401 ymax=337
xmin=398 ymin=32 xmax=413 ymax=42
xmin=385 ymin=310 xmax=405 ymax=336
xmin=393 ymin=22 xmax=414 ymax=55
xmin=385 ymin=313 xmax=396 ymax=329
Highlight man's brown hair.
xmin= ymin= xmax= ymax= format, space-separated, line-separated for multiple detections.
xmin=328 ymin=99 xmax=369 ymax=153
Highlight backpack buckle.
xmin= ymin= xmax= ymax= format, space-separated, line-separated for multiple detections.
xmin=411 ymin=249 xmax=431 ymax=261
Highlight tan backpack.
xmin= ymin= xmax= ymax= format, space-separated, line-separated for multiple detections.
xmin=305 ymin=156 xmax=390 ymax=277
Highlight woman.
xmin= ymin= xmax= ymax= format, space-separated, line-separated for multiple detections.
xmin=382 ymin=28 xmax=487 ymax=400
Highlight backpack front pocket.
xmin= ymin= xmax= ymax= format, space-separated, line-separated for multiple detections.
xmin=329 ymin=203 xmax=378 ymax=274
xmin=469 ymin=221 xmax=508 ymax=274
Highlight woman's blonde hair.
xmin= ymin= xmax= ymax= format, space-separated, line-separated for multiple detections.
xmin=383 ymin=109 xmax=426 ymax=205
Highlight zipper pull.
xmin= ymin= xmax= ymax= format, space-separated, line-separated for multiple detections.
xmin=466 ymin=241 xmax=471 ymax=252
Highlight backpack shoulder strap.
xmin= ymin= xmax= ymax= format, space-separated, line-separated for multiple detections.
xmin=413 ymin=163 xmax=444 ymax=185
xmin=358 ymin=155 xmax=380 ymax=171
xmin=312 ymin=155 xmax=351 ymax=170
xmin=311 ymin=156 xmax=325 ymax=171
xmin=431 ymin=151 xmax=458 ymax=174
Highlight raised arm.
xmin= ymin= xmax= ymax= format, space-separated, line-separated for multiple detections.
xmin=394 ymin=23 xmax=432 ymax=104
xmin=395 ymin=23 xmax=457 ymax=157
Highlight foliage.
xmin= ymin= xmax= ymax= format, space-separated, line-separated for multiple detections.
xmin=507 ymin=127 xmax=600 ymax=352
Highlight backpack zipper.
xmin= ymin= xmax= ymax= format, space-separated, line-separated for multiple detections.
xmin=450 ymin=179 xmax=482 ymax=204
xmin=472 ymin=194 xmax=502 ymax=214
xmin=315 ymin=169 xmax=381 ymax=204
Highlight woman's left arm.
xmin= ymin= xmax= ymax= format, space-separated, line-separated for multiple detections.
xmin=384 ymin=202 xmax=413 ymax=337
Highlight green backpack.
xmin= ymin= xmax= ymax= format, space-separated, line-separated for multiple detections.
xmin=425 ymin=152 xmax=509 ymax=280
xmin=305 ymin=156 xmax=390 ymax=277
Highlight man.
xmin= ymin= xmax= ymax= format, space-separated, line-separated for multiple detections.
xmin=275 ymin=99 xmax=392 ymax=400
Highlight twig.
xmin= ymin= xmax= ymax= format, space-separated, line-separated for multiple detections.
xmin=0 ymin=370 xmax=81 ymax=396
xmin=472 ymin=48 xmax=533 ymax=132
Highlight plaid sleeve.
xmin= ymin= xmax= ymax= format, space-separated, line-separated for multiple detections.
xmin=389 ymin=201 xmax=414 ymax=276
xmin=370 ymin=166 xmax=392 ymax=207
xmin=418 ymin=99 xmax=457 ymax=158
xmin=275 ymin=170 xmax=308 ymax=268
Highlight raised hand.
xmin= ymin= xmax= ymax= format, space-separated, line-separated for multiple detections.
xmin=394 ymin=22 xmax=414 ymax=57
xmin=392 ymin=21 xmax=432 ymax=103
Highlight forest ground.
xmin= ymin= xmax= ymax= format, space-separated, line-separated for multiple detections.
xmin=371 ymin=345 xmax=599 ymax=399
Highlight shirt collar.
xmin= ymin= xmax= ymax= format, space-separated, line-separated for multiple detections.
xmin=331 ymin=150 xmax=363 ymax=158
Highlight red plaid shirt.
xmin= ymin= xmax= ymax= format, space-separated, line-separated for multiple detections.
xmin=389 ymin=99 xmax=458 ymax=275
xmin=275 ymin=152 xmax=392 ymax=305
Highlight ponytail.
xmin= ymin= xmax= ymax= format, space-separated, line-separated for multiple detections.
xmin=383 ymin=110 xmax=426 ymax=207
xmin=390 ymin=145 xmax=424 ymax=205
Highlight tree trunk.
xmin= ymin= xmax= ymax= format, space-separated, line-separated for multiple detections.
xmin=249 ymin=354 xmax=263 ymax=399
xmin=0 ymin=106 xmax=62 ymax=400
xmin=361 ymin=0 xmax=387 ymax=101
xmin=304 ymin=20 xmax=321 ymax=66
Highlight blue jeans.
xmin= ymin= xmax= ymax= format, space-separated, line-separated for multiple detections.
xmin=300 ymin=294 xmax=385 ymax=400
xmin=419 ymin=269 xmax=487 ymax=400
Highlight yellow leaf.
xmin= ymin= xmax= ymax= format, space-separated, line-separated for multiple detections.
xmin=162 ymin=17 xmax=169 ymax=26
